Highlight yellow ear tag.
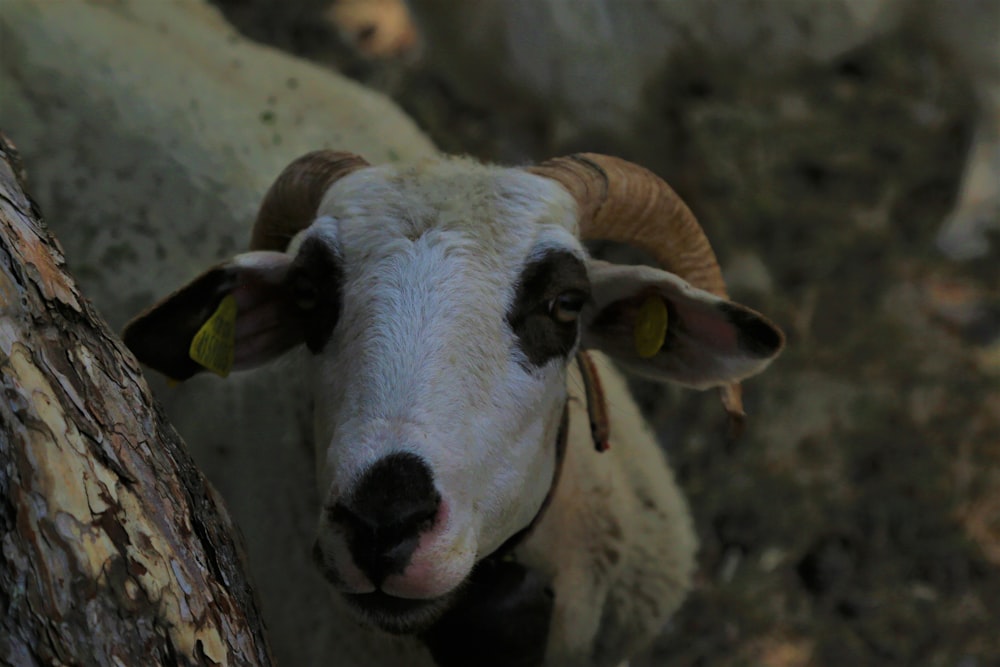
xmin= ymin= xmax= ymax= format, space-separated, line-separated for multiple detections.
xmin=188 ymin=295 xmax=237 ymax=377
xmin=634 ymin=294 xmax=669 ymax=358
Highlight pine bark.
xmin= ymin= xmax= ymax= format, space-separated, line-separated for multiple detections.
xmin=0 ymin=132 xmax=274 ymax=666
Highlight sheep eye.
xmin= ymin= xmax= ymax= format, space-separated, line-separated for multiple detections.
xmin=548 ymin=291 xmax=586 ymax=324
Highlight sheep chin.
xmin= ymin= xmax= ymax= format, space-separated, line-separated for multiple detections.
xmin=342 ymin=589 xmax=455 ymax=635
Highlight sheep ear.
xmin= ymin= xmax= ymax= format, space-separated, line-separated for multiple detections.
xmin=580 ymin=261 xmax=784 ymax=388
xmin=122 ymin=252 xmax=305 ymax=382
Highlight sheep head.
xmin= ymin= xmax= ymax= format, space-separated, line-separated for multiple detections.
xmin=123 ymin=151 xmax=784 ymax=634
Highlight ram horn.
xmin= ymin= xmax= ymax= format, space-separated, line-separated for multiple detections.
xmin=528 ymin=153 xmax=746 ymax=434
xmin=250 ymin=150 xmax=370 ymax=251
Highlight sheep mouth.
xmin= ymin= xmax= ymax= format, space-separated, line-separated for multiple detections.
xmin=343 ymin=590 xmax=453 ymax=634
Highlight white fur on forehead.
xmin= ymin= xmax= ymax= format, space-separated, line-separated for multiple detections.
xmin=308 ymin=157 xmax=587 ymax=435
xmin=315 ymin=156 xmax=582 ymax=257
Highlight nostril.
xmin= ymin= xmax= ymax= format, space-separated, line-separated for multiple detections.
xmin=344 ymin=452 xmax=440 ymax=531
xmin=330 ymin=452 xmax=441 ymax=585
xmin=391 ymin=494 xmax=440 ymax=534
xmin=332 ymin=493 xmax=439 ymax=531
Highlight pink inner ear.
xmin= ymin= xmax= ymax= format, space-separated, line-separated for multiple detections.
xmin=677 ymin=303 xmax=740 ymax=351
xmin=233 ymin=285 xmax=284 ymax=336
xmin=582 ymin=262 xmax=782 ymax=388
xmin=233 ymin=307 xmax=296 ymax=367
xmin=230 ymin=280 xmax=301 ymax=368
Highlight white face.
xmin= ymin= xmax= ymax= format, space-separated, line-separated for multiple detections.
xmin=123 ymin=153 xmax=787 ymax=638
xmin=301 ymin=161 xmax=588 ymax=632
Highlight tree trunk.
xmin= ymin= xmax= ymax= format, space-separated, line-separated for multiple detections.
xmin=0 ymin=132 xmax=273 ymax=665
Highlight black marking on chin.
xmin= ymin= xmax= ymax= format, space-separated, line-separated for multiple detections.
xmin=717 ymin=302 xmax=784 ymax=358
xmin=507 ymin=250 xmax=591 ymax=368
xmin=420 ymin=559 xmax=554 ymax=667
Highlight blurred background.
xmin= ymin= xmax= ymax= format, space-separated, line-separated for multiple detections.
xmin=210 ymin=1 xmax=1000 ymax=664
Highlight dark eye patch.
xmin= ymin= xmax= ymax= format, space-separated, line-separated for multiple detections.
xmin=289 ymin=236 xmax=343 ymax=353
xmin=507 ymin=250 xmax=590 ymax=368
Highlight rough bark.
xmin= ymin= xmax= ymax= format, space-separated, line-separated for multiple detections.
xmin=0 ymin=133 xmax=273 ymax=665
xmin=0 ymin=5 xmax=437 ymax=659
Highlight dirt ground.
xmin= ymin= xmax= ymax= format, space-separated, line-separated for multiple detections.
xmin=213 ymin=2 xmax=999 ymax=665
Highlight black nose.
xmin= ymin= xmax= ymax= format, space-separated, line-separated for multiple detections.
xmin=329 ymin=452 xmax=441 ymax=586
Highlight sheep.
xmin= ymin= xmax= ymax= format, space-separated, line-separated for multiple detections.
xmin=122 ymin=151 xmax=785 ymax=667
xmin=379 ymin=0 xmax=999 ymax=259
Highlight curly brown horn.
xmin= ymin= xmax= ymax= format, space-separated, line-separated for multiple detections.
xmin=528 ymin=153 xmax=726 ymax=296
xmin=250 ymin=150 xmax=370 ymax=251
xmin=528 ymin=153 xmax=745 ymax=433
